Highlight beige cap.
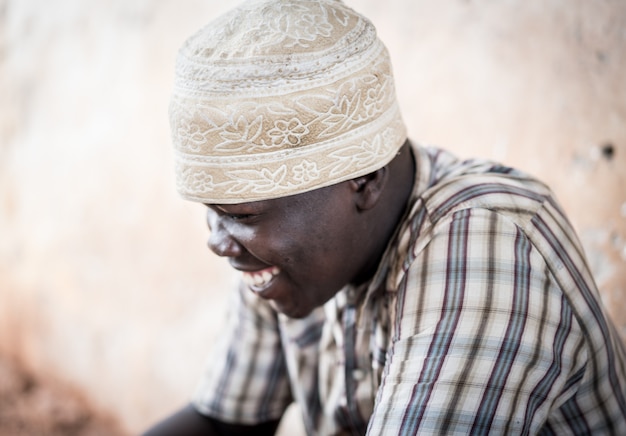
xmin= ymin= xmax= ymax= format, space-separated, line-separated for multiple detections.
xmin=170 ymin=0 xmax=407 ymax=203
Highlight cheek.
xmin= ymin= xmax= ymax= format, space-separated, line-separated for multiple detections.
xmin=257 ymin=207 xmax=356 ymax=280
xmin=297 ymin=226 xmax=356 ymax=282
xmin=245 ymin=231 xmax=303 ymax=268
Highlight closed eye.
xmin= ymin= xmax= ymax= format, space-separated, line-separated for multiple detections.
xmin=205 ymin=204 xmax=263 ymax=225
xmin=228 ymin=213 xmax=253 ymax=222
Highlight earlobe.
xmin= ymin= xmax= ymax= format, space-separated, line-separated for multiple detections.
xmin=350 ymin=167 xmax=387 ymax=211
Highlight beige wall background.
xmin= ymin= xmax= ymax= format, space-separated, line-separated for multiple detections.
xmin=1 ymin=0 xmax=624 ymax=434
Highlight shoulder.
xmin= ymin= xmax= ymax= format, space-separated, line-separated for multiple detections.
xmin=392 ymin=146 xmax=558 ymax=280
xmin=418 ymin=146 xmax=553 ymax=227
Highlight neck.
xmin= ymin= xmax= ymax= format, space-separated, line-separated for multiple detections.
xmin=353 ymin=139 xmax=416 ymax=286
xmin=382 ymin=139 xmax=416 ymax=244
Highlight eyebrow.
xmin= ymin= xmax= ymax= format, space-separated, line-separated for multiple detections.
xmin=213 ymin=203 xmax=266 ymax=214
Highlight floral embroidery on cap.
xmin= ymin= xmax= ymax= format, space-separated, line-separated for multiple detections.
xmin=170 ymin=0 xmax=407 ymax=203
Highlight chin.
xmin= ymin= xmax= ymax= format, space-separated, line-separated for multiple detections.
xmin=272 ymin=301 xmax=313 ymax=319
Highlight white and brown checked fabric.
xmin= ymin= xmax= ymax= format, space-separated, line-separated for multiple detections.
xmin=192 ymin=144 xmax=626 ymax=435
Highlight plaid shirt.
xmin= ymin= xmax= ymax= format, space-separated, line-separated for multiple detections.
xmin=193 ymin=144 xmax=626 ymax=435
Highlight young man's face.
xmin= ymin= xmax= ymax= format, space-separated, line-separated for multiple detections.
xmin=205 ymin=182 xmax=372 ymax=318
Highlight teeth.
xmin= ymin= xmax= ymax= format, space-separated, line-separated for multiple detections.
xmin=242 ymin=267 xmax=280 ymax=290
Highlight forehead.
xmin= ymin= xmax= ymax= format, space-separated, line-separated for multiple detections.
xmin=210 ymin=182 xmax=348 ymax=213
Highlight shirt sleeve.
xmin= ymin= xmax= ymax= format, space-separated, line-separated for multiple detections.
xmin=192 ymin=281 xmax=293 ymax=424
xmin=367 ymin=208 xmax=587 ymax=435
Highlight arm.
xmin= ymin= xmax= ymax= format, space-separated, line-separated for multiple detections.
xmin=192 ymin=284 xmax=293 ymax=423
xmin=146 ymin=284 xmax=291 ymax=435
xmin=142 ymin=403 xmax=280 ymax=436
xmin=368 ymin=209 xmax=586 ymax=434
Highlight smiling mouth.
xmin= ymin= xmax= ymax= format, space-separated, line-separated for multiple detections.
xmin=242 ymin=266 xmax=280 ymax=292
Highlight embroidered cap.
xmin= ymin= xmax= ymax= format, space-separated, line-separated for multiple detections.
xmin=170 ymin=0 xmax=407 ymax=203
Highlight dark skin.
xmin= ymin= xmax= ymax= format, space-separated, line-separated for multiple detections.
xmin=142 ymin=140 xmax=415 ymax=435
xmin=142 ymin=404 xmax=280 ymax=436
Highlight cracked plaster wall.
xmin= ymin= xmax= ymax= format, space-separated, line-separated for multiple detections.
xmin=0 ymin=0 xmax=624 ymax=434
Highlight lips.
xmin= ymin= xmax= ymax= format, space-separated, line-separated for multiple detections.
xmin=241 ymin=266 xmax=280 ymax=293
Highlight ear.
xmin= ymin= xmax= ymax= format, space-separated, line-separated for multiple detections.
xmin=349 ymin=167 xmax=387 ymax=211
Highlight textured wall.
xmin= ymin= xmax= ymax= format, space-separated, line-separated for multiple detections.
xmin=0 ymin=0 xmax=624 ymax=434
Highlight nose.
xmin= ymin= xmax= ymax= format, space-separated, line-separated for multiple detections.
xmin=206 ymin=216 xmax=243 ymax=258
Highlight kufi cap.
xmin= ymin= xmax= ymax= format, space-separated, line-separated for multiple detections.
xmin=170 ymin=0 xmax=407 ymax=203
